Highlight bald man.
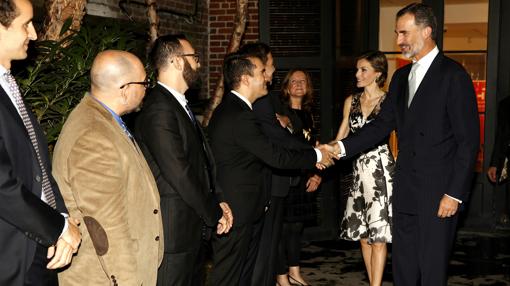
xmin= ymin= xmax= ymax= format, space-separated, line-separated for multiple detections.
xmin=53 ymin=50 xmax=164 ymax=286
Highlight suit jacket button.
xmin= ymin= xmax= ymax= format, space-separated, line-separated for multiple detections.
xmin=153 ymin=209 xmax=158 ymax=214
xmin=35 ymin=175 xmax=41 ymax=182
xmin=412 ymin=151 xmax=416 ymax=156
xmin=419 ymin=132 xmax=424 ymax=136
xmin=155 ymin=236 xmax=160 ymax=241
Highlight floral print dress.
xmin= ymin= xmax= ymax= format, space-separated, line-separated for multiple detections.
xmin=339 ymin=92 xmax=395 ymax=243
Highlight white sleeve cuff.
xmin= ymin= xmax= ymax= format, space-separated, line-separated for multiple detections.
xmin=445 ymin=194 xmax=462 ymax=204
xmin=59 ymin=213 xmax=69 ymax=238
xmin=338 ymin=141 xmax=346 ymax=158
xmin=313 ymin=148 xmax=322 ymax=163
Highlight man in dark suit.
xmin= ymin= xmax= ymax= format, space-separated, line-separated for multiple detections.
xmin=134 ymin=34 xmax=233 ymax=286
xmin=0 ymin=0 xmax=81 ymax=285
xmin=208 ymin=52 xmax=333 ymax=285
xmin=487 ymin=96 xmax=510 ymax=225
xmin=238 ymin=42 xmax=316 ymax=286
xmin=333 ymin=3 xmax=479 ymax=285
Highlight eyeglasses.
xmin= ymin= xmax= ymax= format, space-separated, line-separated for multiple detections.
xmin=119 ymin=81 xmax=151 ymax=89
xmin=177 ymin=53 xmax=200 ymax=64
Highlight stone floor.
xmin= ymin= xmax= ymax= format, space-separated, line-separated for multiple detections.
xmin=299 ymin=229 xmax=510 ymax=286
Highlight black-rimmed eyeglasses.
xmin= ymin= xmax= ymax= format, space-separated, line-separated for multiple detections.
xmin=177 ymin=53 xmax=200 ymax=64
xmin=119 ymin=81 xmax=151 ymax=89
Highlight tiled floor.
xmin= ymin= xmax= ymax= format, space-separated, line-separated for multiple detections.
xmin=299 ymin=229 xmax=510 ymax=286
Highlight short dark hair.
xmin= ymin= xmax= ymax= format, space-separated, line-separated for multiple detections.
xmin=357 ymin=50 xmax=388 ymax=88
xmin=238 ymin=42 xmax=271 ymax=65
xmin=223 ymin=52 xmax=255 ymax=91
xmin=149 ymin=34 xmax=187 ymax=72
xmin=0 ymin=0 xmax=18 ymax=27
xmin=397 ymin=2 xmax=438 ymax=41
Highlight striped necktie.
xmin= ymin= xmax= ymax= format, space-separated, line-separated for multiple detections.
xmin=4 ymin=72 xmax=57 ymax=209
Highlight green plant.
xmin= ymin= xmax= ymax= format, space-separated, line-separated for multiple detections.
xmin=17 ymin=17 xmax=147 ymax=146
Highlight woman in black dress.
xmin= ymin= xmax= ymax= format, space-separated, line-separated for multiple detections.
xmin=275 ymin=69 xmax=321 ymax=286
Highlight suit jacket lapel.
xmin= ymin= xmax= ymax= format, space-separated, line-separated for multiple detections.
xmin=0 ymin=86 xmax=30 ymax=137
xmin=404 ymin=53 xmax=444 ymax=130
xmin=156 ymin=84 xmax=199 ymax=133
xmin=395 ymin=64 xmax=411 ymax=133
xmin=196 ymin=123 xmax=217 ymax=190
xmin=157 ymin=84 xmax=217 ymax=188
xmin=408 ymin=53 xmax=443 ymax=110
xmin=85 ymin=96 xmax=137 ymax=153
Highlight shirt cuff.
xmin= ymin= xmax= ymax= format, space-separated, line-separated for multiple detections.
xmin=313 ymin=148 xmax=322 ymax=163
xmin=59 ymin=213 xmax=69 ymax=238
xmin=445 ymin=194 xmax=462 ymax=204
xmin=337 ymin=141 xmax=346 ymax=158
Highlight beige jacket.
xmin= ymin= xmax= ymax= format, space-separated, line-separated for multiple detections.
xmin=53 ymin=95 xmax=163 ymax=286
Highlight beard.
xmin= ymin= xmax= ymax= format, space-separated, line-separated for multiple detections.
xmin=401 ymin=37 xmax=425 ymax=59
xmin=183 ymin=60 xmax=202 ymax=90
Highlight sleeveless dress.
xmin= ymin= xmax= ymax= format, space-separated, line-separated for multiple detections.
xmin=339 ymin=92 xmax=395 ymax=243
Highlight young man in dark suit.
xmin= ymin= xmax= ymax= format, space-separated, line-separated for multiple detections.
xmin=0 ymin=0 xmax=81 ymax=285
xmin=134 ymin=34 xmax=233 ymax=286
xmin=239 ymin=42 xmax=316 ymax=286
xmin=208 ymin=52 xmax=333 ymax=285
xmin=333 ymin=3 xmax=479 ymax=285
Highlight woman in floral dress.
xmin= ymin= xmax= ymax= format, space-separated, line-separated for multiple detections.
xmin=336 ymin=50 xmax=395 ymax=286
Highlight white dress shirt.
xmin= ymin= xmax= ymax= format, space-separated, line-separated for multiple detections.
xmin=231 ymin=90 xmax=253 ymax=110
xmin=158 ymin=81 xmax=194 ymax=121
xmin=408 ymin=46 xmax=439 ymax=97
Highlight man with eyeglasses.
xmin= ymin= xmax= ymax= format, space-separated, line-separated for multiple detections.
xmin=134 ymin=34 xmax=233 ymax=286
xmin=53 ymin=50 xmax=164 ymax=286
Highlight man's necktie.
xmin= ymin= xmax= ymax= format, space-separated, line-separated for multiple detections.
xmin=408 ymin=62 xmax=420 ymax=107
xmin=4 ymin=72 xmax=57 ymax=209
xmin=184 ymin=104 xmax=198 ymax=126
xmin=184 ymin=104 xmax=213 ymax=188
xmin=119 ymin=120 xmax=135 ymax=142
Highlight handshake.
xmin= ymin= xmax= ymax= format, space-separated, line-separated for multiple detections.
xmin=315 ymin=141 xmax=341 ymax=170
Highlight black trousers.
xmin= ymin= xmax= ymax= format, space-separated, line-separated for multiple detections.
xmin=157 ymin=237 xmax=207 ymax=286
xmin=251 ymin=196 xmax=285 ymax=286
xmin=392 ymin=211 xmax=458 ymax=286
xmin=211 ymin=217 xmax=264 ymax=286
xmin=24 ymin=245 xmax=58 ymax=286
xmin=276 ymin=221 xmax=303 ymax=274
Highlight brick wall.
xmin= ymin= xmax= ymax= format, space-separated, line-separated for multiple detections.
xmin=85 ymin=0 xmax=260 ymax=100
xmin=208 ymin=0 xmax=260 ymax=98
xmin=86 ymin=0 xmax=209 ymax=99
